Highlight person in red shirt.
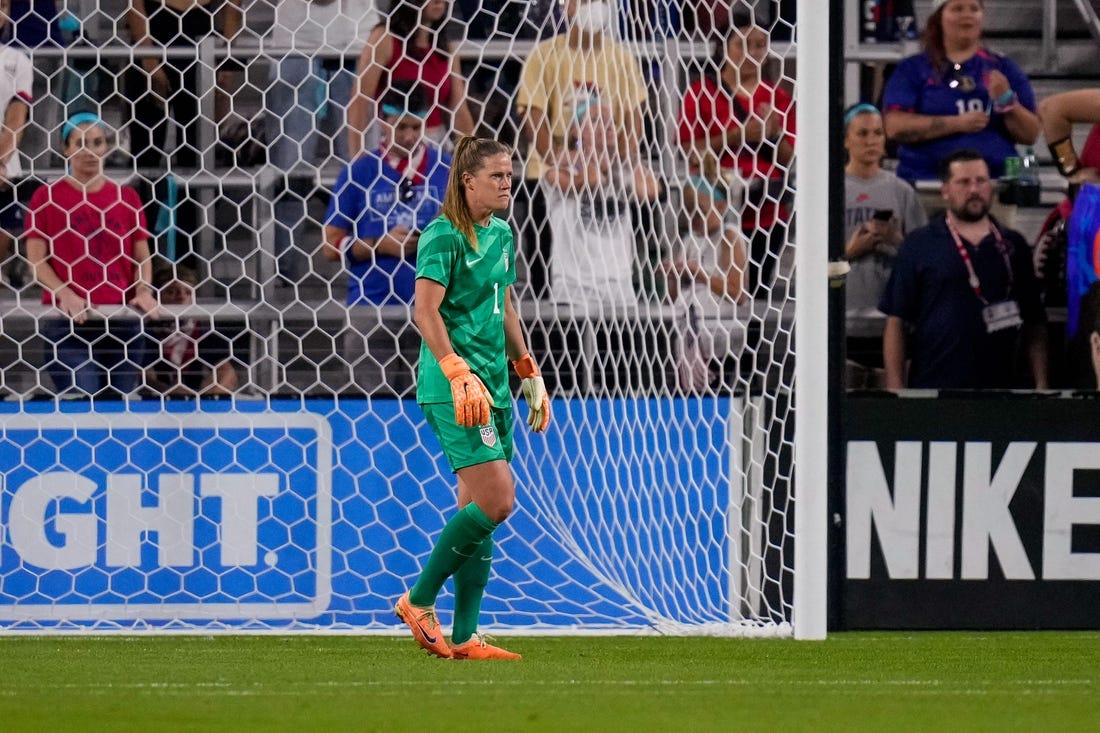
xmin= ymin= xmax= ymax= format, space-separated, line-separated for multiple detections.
xmin=347 ymin=0 xmax=474 ymax=158
xmin=678 ymin=10 xmax=795 ymax=296
xmin=25 ymin=113 xmax=161 ymax=397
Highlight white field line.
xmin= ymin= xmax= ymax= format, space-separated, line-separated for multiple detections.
xmin=0 ymin=678 xmax=1094 ymax=698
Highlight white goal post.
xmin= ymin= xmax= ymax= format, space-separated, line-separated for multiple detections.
xmin=793 ymin=0 xmax=830 ymax=641
xmin=0 ymin=0 xmax=828 ymax=637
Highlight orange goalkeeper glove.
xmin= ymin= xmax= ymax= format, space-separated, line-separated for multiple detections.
xmin=513 ymin=354 xmax=550 ymax=433
xmin=439 ymin=353 xmax=494 ymax=427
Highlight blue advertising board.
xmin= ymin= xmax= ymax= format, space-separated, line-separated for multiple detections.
xmin=0 ymin=397 xmax=739 ymax=631
xmin=0 ymin=405 xmax=330 ymax=624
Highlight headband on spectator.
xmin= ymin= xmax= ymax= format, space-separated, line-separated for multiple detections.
xmin=686 ymin=174 xmax=727 ymax=203
xmin=843 ymin=103 xmax=880 ymax=128
xmin=381 ymin=103 xmax=428 ymax=120
xmin=61 ymin=112 xmax=106 ymax=145
xmin=573 ymin=95 xmax=604 ymax=125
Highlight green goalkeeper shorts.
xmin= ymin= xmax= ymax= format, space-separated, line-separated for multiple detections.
xmin=421 ymin=403 xmax=514 ymax=472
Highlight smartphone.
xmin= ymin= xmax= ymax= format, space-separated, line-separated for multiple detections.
xmin=872 ymin=209 xmax=894 ymax=222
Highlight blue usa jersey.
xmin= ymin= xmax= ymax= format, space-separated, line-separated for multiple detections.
xmin=324 ymin=146 xmax=452 ymax=305
xmin=883 ymin=49 xmax=1036 ymax=181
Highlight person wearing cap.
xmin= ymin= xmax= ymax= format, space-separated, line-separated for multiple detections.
xmin=25 ymin=114 xmax=161 ymax=397
xmin=321 ymin=84 xmax=451 ymax=396
xmin=882 ymin=0 xmax=1040 ymax=186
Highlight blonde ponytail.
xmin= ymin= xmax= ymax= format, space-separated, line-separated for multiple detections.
xmin=440 ymin=136 xmax=511 ymax=250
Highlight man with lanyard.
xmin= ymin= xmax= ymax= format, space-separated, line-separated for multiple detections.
xmin=322 ymin=84 xmax=451 ymax=396
xmin=880 ymin=149 xmax=1048 ymax=389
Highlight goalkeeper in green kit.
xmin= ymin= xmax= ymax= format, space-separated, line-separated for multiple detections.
xmin=396 ymin=136 xmax=551 ymax=660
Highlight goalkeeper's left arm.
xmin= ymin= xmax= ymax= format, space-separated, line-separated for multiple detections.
xmin=503 ymin=286 xmax=551 ymax=433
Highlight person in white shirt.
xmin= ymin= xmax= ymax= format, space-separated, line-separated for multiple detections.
xmin=541 ymin=96 xmax=658 ymax=312
xmin=515 ymin=0 xmax=648 ymax=299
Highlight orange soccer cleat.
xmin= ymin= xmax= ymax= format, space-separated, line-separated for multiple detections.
xmin=450 ymin=633 xmax=522 ymax=661
xmin=395 ymin=592 xmax=452 ymax=659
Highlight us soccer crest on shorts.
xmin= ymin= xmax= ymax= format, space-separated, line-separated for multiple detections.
xmin=479 ymin=426 xmax=497 ymax=447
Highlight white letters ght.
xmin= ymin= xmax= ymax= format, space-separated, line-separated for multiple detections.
xmin=6 ymin=472 xmax=278 ymax=570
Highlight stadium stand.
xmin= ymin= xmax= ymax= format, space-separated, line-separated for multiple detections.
xmin=1 ymin=1 xmax=1098 ymax=397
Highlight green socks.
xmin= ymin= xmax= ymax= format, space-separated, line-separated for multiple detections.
xmin=408 ymin=503 xmax=497 ymax=608
xmin=451 ymin=535 xmax=493 ymax=645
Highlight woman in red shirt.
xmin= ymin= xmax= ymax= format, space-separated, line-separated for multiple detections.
xmin=25 ymin=113 xmax=161 ymax=397
xmin=678 ymin=11 xmax=796 ymax=296
xmin=348 ymin=0 xmax=474 ymax=158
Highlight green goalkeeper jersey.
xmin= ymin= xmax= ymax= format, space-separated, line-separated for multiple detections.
xmin=415 ymin=214 xmax=517 ymax=407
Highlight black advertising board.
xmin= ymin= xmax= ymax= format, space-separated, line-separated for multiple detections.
xmin=842 ymin=393 xmax=1100 ymax=629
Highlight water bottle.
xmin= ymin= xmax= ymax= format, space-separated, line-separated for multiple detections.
xmin=1017 ymin=147 xmax=1041 ymax=207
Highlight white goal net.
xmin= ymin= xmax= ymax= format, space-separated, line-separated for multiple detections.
xmin=0 ymin=0 xmax=818 ymax=636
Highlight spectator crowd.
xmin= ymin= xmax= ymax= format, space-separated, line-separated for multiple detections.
xmin=0 ymin=0 xmax=1099 ymax=398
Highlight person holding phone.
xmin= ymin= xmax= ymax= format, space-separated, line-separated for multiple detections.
xmin=678 ymin=10 xmax=795 ymax=295
xmin=844 ymin=104 xmax=927 ymax=314
xmin=844 ymin=104 xmax=927 ymax=386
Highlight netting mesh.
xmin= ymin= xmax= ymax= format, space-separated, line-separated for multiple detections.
xmin=0 ymin=0 xmax=799 ymax=634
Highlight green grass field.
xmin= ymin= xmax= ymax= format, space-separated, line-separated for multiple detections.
xmin=2 ymin=632 xmax=1097 ymax=732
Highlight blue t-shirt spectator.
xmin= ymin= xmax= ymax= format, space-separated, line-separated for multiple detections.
xmin=324 ymin=145 xmax=451 ymax=305
xmin=883 ymin=49 xmax=1036 ymax=180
